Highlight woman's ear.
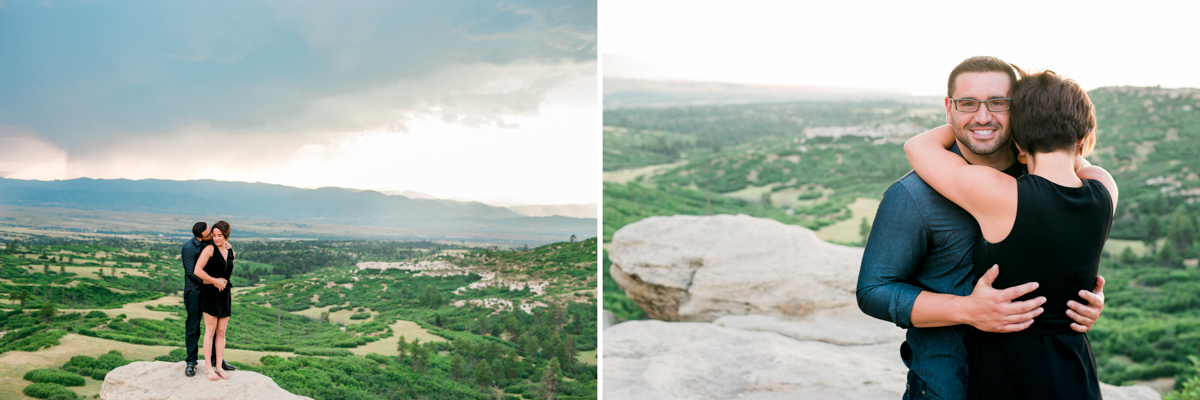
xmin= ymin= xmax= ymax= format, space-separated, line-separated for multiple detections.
xmin=1014 ymin=142 xmax=1027 ymax=165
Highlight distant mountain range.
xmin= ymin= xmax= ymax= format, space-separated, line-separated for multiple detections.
xmin=0 ymin=177 xmax=596 ymax=238
xmin=604 ymin=78 xmax=938 ymax=109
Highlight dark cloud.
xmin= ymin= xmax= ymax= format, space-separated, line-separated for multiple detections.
xmin=0 ymin=0 xmax=597 ymax=151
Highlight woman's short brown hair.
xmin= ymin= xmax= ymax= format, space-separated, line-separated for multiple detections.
xmin=1011 ymin=70 xmax=1097 ymax=157
xmin=212 ymin=220 xmax=231 ymax=240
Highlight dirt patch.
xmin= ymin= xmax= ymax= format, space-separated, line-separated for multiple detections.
xmin=578 ymin=350 xmax=597 ymax=366
xmin=59 ymin=296 xmax=183 ymax=320
xmin=603 ymin=160 xmax=689 ymax=183
xmin=814 ymin=197 xmax=880 ymax=245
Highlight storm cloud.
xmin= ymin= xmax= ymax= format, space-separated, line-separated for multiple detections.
xmin=0 ymin=0 xmax=597 ymax=150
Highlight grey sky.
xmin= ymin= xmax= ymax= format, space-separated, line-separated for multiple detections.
xmin=0 ymin=0 xmax=598 ymax=205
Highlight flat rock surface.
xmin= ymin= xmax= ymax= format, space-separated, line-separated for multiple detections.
xmin=609 ymin=214 xmax=863 ymax=322
xmin=101 ymin=361 xmax=312 ymax=400
xmin=603 ymin=319 xmax=907 ymax=400
xmin=604 ymin=319 xmax=1161 ymax=400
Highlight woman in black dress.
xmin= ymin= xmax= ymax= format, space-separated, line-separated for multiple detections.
xmin=192 ymin=220 xmax=235 ymax=381
xmin=904 ymin=70 xmax=1118 ymax=399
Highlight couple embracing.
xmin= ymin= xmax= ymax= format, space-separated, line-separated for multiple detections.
xmin=181 ymin=221 xmax=239 ymax=381
xmin=858 ymin=56 xmax=1118 ymax=400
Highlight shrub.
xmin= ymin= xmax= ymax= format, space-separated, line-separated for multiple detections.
xmin=23 ymin=368 xmax=85 ymax=386
xmin=22 ymin=382 xmax=77 ymax=399
xmin=293 ymin=348 xmax=353 ymax=357
xmin=154 ymin=348 xmax=187 ymax=362
xmin=84 ymin=311 xmax=108 ymax=319
xmin=349 ymin=312 xmax=370 ymax=320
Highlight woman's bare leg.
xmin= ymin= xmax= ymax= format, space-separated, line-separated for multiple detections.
xmin=214 ymin=316 xmax=230 ymax=379
xmin=202 ymin=313 xmax=219 ymax=381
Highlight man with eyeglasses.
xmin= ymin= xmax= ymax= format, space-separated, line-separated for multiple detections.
xmin=855 ymin=56 xmax=1106 ymax=400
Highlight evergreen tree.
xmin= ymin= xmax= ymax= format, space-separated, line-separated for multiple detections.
xmin=12 ymin=289 xmax=29 ymax=308
xmin=505 ymin=316 xmax=520 ymax=341
xmin=539 ymin=358 xmax=561 ymax=400
xmin=413 ymin=344 xmax=429 ymax=374
xmin=1119 ymin=247 xmax=1137 ymax=266
xmin=396 ymin=336 xmax=408 ymax=363
xmin=504 ymin=356 xmax=519 ymax=380
xmin=1168 ymin=206 xmax=1197 ymax=253
xmin=39 ymin=301 xmax=57 ymax=323
xmin=490 ymin=358 xmax=504 ymax=385
xmin=526 ymin=335 xmax=540 ymax=359
xmin=1146 ymin=216 xmax=1163 ymax=252
xmin=449 ymin=355 xmax=464 ymax=381
xmin=1159 ymin=242 xmax=1180 ymax=268
xmin=475 ymin=358 xmax=493 ymax=390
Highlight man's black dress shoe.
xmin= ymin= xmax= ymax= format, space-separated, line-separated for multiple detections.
xmin=221 ymin=361 xmax=238 ymax=371
xmin=185 ymin=364 xmax=197 ymax=377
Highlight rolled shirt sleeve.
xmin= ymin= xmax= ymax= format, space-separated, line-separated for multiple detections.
xmin=857 ymin=182 xmax=928 ymax=329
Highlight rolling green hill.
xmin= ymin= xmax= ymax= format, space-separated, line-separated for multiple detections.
xmin=1 ymin=235 xmax=597 ymax=400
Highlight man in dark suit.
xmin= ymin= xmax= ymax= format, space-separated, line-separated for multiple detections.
xmin=181 ymin=221 xmax=238 ymax=376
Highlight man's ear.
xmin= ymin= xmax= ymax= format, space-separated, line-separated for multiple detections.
xmin=944 ymin=97 xmax=953 ymax=125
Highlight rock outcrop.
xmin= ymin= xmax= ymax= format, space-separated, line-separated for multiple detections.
xmin=609 ymin=214 xmax=862 ymax=322
xmin=606 ymin=215 xmax=1161 ymax=400
xmin=101 ymin=361 xmax=312 ymax=400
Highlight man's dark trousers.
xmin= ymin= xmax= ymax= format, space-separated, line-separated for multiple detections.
xmin=183 ymin=289 xmax=218 ymax=366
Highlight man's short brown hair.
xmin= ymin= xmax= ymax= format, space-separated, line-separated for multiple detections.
xmin=1010 ymin=70 xmax=1096 ymax=157
xmin=947 ymin=56 xmax=1022 ymax=98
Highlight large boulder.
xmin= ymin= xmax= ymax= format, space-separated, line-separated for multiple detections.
xmin=609 ymin=214 xmax=863 ymax=322
xmin=100 ymin=361 xmax=312 ymax=400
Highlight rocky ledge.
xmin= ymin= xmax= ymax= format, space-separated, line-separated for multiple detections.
xmin=101 ymin=361 xmax=311 ymax=400
xmin=605 ymin=215 xmax=1160 ymax=400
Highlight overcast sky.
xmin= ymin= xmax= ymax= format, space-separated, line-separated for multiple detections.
xmin=603 ymin=0 xmax=1200 ymax=94
xmin=0 ymin=0 xmax=597 ymax=206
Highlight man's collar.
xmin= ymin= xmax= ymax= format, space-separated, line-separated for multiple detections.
xmin=950 ymin=142 xmax=1024 ymax=178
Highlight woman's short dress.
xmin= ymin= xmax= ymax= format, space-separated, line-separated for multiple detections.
xmin=199 ymin=245 xmax=233 ymax=318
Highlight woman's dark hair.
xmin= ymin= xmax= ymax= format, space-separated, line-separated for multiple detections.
xmin=1011 ymin=70 xmax=1096 ymax=157
xmin=212 ymin=221 xmax=231 ymax=240
xmin=192 ymin=222 xmax=207 ymax=238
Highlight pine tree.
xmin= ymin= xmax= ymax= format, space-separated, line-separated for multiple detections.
xmin=1146 ymin=216 xmax=1163 ymax=252
xmin=1167 ymin=206 xmax=1197 ymax=253
xmin=539 ymin=358 xmax=561 ymax=400
xmin=449 ymin=355 xmax=464 ymax=381
xmin=475 ymin=359 xmax=493 ymax=391
xmin=1119 ymin=247 xmax=1137 ymax=266
xmin=397 ymin=336 xmax=407 ymax=363
xmin=12 ymin=289 xmax=29 ymax=308
xmin=39 ymin=301 xmax=57 ymax=323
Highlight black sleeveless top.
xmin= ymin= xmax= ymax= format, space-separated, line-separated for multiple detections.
xmin=967 ymin=175 xmax=1112 ymax=400
xmin=199 ymin=245 xmax=233 ymax=318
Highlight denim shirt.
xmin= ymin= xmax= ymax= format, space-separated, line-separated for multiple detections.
xmin=856 ymin=144 xmax=1023 ymax=400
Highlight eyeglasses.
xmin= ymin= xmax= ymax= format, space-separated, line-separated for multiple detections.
xmin=949 ymin=98 xmax=1011 ymax=112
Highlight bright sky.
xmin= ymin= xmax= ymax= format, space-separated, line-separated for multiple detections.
xmin=0 ymin=1 xmax=598 ymax=206
xmin=603 ymin=0 xmax=1200 ymax=93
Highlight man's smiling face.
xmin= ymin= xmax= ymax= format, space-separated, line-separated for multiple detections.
xmin=945 ymin=71 xmax=1012 ymax=156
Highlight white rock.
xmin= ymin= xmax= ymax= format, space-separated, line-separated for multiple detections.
xmin=101 ymin=361 xmax=313 ymax=400
xmin=609 ymin=214 xmax=862 ymax=321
